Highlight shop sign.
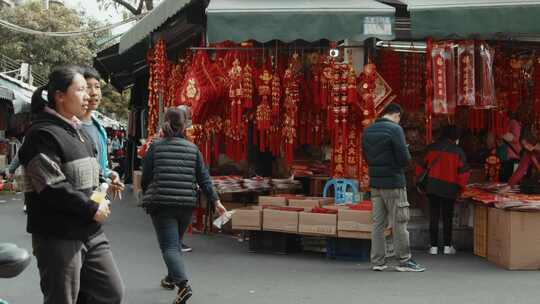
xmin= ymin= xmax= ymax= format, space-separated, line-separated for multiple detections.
xmin=364 ymin=17 xmax=392 ymax=36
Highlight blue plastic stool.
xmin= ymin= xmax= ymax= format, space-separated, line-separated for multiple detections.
xmin=322 ymin=178 xmax=361 ymax=205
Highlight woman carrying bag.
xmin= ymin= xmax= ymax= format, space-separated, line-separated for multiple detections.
xmin=416 ymin=125 xmax=470 ymax=255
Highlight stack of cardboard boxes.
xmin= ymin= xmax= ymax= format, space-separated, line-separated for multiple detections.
xmin=232 ymin=196 xmax=380 ymax=240
xmin=472 ymin=203 xmax=540 ymax=270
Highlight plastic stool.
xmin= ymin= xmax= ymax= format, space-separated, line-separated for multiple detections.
xmin=322 ymin=178 xmax=361 ymax=205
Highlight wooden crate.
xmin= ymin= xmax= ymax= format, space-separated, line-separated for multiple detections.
xmin=473 ymin=204 xmax=489 ymax=258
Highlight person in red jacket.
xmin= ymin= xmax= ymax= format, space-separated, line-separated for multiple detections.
xmin=508 ymin=131 xmax=540 ymax=187
xmin=417 ymin=125 xmax=470 ymax=255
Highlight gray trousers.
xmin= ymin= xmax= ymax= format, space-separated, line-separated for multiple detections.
xmin=32 ymin=232 xmax=125 ymax=304
xmin=371 ymin=188 xmax=412 ymax=266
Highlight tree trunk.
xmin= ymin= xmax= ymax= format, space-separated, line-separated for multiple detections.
xmin=144 ymin=0 xmax=154 ymax=11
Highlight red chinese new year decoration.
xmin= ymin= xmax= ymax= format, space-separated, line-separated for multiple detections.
xmin=431 ymin=42 xmax=456 ymax=115
xmin=457 ymin=41 xmax=475 ymax=106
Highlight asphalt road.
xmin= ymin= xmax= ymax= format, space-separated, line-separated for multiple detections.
xmin=1 ymin=191 xmax=539 ymax=304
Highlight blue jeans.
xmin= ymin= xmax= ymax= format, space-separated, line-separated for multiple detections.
xmin=150 ymin=207 xmax=193 ymax=284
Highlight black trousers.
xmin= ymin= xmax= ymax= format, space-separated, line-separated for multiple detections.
xmin=500 ymin=159 xmax=518 ymax=182
xmin=427 ymin=194 xmax=455 ymax=247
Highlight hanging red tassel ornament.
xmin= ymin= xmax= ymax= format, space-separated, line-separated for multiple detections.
xmin=485 ymin=150 xmax=501 ymax=182
xmin=228 ymin=58 xmax=243 ymax=127
xmin=256 ymin=67 xmax=273 ymax=151
xmin=309 ymin=53 xmax=322 ymax=110
xmin=358 ymin=63 xmax=377 ymax=129
xmin=320 ymin=56 xmax=333 ymax=108
xmin=271 ymin=71 xmax=281 ymax=118
xmin=242 ymin=61 xmax=254 ymax=109
xmin=281 ymin=53 xmax=301 ymax=164
xmin=533 ymin=60 xmax=540 ymax=138
xmin=147 ymin=39 xmax=168 ymax=138
xmin=425 ymin=38 xmax=434 ymax=144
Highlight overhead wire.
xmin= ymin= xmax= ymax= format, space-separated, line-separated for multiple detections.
xmin=0 ymin=12 xmax=147 ymax=37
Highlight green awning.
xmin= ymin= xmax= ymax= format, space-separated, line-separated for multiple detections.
xmin=405 ymin=0 xmax=540 ymax=39
xmin=206 ymin=0 xmax=395 ymax=43
xmin=0 ymin=75 xmax=33 ymax=114
xmin=119 ymin=0 xmax=192 ymax=54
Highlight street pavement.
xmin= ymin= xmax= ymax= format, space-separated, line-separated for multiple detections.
xmin=1 ymin=191 xmax=539 ymax=304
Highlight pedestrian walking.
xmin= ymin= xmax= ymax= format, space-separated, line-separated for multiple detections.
xmin=362 ymin=103 xmax=426 ymax=272
xmin=18 ymin=65 xmax=125 ymax=304
xmin=79 ymin=66 xmax=124 ymax=199
xmin=416 ymin=125 xmax=470 ymax=255
xmin=141 ymin=107 xmax=227 ymax=304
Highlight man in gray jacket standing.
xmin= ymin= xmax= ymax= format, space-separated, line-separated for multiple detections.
xmin=362 ymin=103 xmax=426 ymax=272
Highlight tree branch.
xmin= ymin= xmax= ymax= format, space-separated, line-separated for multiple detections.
xmin=112 ymin=0 xmax=145 ymax=15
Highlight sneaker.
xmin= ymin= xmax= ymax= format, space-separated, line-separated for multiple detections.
xmin=160 ymin=277 xmax=175 ymax=290
xmin=443 ymin=246 xmax=456 ymax=255
xmin=181 ymin=243 xmax=192 ymax=253
xmin=372 ymin=264 xmax=388 ymax=271
xmin=429 ymin=246 xmax=438 ymax=255
xmin=173 ymin=283 xmax=193 ymax=304
xmin=22 ymin=204 xmax=27 ymax=214
xmin=395 ymin=260 xmax=426 ymax=272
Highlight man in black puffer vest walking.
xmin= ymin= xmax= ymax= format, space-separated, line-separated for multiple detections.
xmin=362 ymin=103 xmax=426 ymax=272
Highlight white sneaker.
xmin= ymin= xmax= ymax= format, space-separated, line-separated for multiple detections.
xmin=443 ymin=246 xmax=456 ymax=255
xmin=372 ymin=264 xmax=388 ymax=271
xmin=429 ymin=246 xmax=438 ymax=255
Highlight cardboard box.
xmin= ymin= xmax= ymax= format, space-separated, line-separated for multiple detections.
xmin=288 ymin=199 xmax=321 ymax=210
xmin=487 ymin=208 xmax=540 ymax=270
xmin=337 ymin=209 xmax=390 ymax=239
xmin=474 ymin=204 xmax=489 ymax=258
xmin=132 ymin=170 xmax=142 ymax=192
xmin=223 ymin=202 xmax=247 ymax=211
xmin=258 ymin=196 xmax=288 ymax=206
xmin=232 ymin=207 xmax=262 ymax=231
xmin=262 ymin=209 xmax=299 ymax=233
xmin=299 ymin=212 xmax=337 ymax=236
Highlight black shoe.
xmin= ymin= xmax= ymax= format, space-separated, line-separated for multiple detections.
xmin=173 ymin=283 xmax=192 ymax=304
xmin=160 ymin=277 xmax=175 ymax=290
xmin=181 ymin=243 xmax=192 ymax=253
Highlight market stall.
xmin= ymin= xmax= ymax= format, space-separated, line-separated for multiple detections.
xmin=368 ymin=0 xmax=540 ymax=269
xmin=126 ymin=0 xmax=400 ymax=256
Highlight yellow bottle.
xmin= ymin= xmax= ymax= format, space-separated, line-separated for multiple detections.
xmin=91 ymin=183 xmax=109 ymax=205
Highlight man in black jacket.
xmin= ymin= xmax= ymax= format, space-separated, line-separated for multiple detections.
xmin=362 ymin=103 xmax=425 ymax=272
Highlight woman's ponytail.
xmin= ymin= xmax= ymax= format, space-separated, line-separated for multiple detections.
xmin=30 ymin=85 xmax=48 ymax=114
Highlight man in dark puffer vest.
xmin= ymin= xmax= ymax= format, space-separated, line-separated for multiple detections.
xmin=141 ymin=107 xmax=227 ymax=304
xmin=362 ymin=103 xmax=425 ymax=272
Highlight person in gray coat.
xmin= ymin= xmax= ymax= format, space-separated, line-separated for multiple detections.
xmin=141 ymin=107 xmax=226 ymax=304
